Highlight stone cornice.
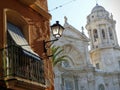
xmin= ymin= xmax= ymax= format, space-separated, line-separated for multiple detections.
xmin=30 ymin=4 xmax=51 ymax=20
xmin=19 ymin=0 xmax=37 ymax=5
xmin=19 ymin=0 xmax=51 ymax=20
xmin=58 ymin=65 xmax=94 ymax=73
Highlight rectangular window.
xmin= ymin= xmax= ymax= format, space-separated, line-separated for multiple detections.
xmin=6 ymin=22 xmax=45 ymax=84
xmin=119 ymin=61 xmax=120 ymax=69
xmin=7 ymin=22 xmax=40 ymax=60
xmin=96 ymin=63 xmax=100 ymax=69
xmin=64 ymin=80 xmax=73 ymax=90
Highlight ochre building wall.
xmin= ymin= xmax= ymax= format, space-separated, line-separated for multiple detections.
xmin=0 ymin=0 xmax=54 ymax=90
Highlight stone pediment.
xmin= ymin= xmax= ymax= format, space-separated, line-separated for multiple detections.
xmin=63 ymin=21 xmax=89 ymax=42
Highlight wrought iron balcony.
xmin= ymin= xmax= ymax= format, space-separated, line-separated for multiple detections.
xmin=0 ymin=45 xmax=45 ymax=85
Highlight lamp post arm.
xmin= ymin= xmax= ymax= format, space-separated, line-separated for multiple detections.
xmin=44 ymin=38 xmax=58 ymax=44
xmin=43 ymin=38 xmax=59 ymax=56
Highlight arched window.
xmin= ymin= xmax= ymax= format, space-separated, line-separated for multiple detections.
xmin=102 ymin=29 xmax=105 ymax=39
xmin=93 ymin=29 xmax=98 ymax=41
xmin=98 ymin=84 xmax=105 ymax=90
xmin=108 ymin=27 xmax=113 ymax=40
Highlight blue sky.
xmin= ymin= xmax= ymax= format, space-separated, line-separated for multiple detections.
xmin=48 ymin=0 xmax=120 ymax=45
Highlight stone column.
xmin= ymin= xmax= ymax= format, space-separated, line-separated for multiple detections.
xmin=88 ymin=29 xmax=94 ymax=49
xmin=97 ymin=26 xmax=102 ymax=47
xmin=54 ymin=73 xmax=62 ymax=90
xmin=106 ymin=25 xmax=110 ymax=44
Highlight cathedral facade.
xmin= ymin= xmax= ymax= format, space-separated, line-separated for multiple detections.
xmin=53 ymin=4 xmax=120 ymax=90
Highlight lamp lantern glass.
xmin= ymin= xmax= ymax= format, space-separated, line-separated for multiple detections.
xmin=51 ymin=21 xmax=64 ymax=38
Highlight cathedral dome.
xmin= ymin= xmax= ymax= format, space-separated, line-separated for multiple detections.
xmin=91 ymin=4 xmax=105 ymax=13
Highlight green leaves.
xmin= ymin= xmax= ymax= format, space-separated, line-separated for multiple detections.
xmin=51 ymin=45 xmax=69 ymax=67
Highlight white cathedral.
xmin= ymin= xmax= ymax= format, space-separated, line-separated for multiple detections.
xmin=53 ymin=4 xmax=120 ymax=90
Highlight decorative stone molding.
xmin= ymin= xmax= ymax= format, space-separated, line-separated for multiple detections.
xmin=87 ymin=73 xmax=94 ymax=82
xmin=30 ymin=4 xmax=51 ymax=20
xmin=113 ymin=79 xmax=119 ymax=85
xmin=19 ymin=0 xmax=51 ymax=20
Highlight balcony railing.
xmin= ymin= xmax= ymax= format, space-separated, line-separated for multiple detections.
xmin=0 ymin=45 xmax=45 ymax=84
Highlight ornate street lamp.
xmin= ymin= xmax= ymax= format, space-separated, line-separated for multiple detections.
xmin=51 ymin=21 xmax=64 ymax=38
xmin=43 ymin=21 xmax=64 ymax=56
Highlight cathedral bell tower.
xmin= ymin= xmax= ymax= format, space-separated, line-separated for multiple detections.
xmin=86 ymin=4 xmax=119 ymax=72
